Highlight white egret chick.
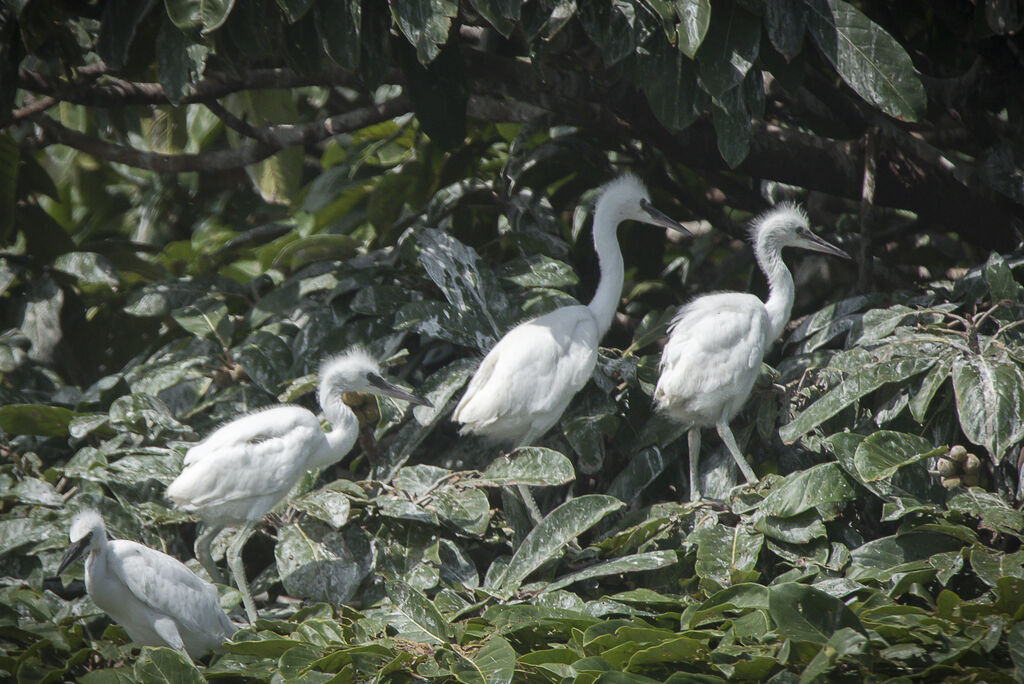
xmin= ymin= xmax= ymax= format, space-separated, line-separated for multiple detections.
xmin=167 ymin=348 xmax=431 ymax=623
xmin=57 ymin=509 xmax=237 ymax=662
xmin=654 ymin=204 xmax=849 ymax=500
xmin=453 ymin=174 xmax=690 ymax=517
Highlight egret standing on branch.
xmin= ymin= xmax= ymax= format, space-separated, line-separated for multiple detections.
xmin=655 ymin=204 xmax=849 ymax=501
xmin=167 ymin=348 xmax=431 ymax=623
xmin=453 ymin=174 xmax=690 ymax=518
xmin=57 ymin=509 xmax=238 ymax=663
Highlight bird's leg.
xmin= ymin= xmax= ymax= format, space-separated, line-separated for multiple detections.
xmin=715 ymin=420 xmax=758 ymax=484
xmin=687 ymin=428 xmax=702 ymax=502
xmin=152 ymin=616 xmax=194 ymax=665
xmin=226 ymin=522 xmax=259 ymax=625
xmin=516 ymin=484 xmax=544 ymax=527
xmin=195 ymin=523 xmax=225 ymax=584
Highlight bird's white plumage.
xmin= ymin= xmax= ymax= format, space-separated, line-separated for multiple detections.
xmin=453 ymin=174 xmax=687 ymax=448
xmin=167 ymin=406 xmax=331 ymax=525
xmin=67 ymin=510 xmax=236 ymax=659
xmin=166 ymin=347 xmax=428 ymax=623
xmin=654 ymin=203 xmax=848 ymax=500
xmin=454 ymin=305 xmax=599 ymax=443
xmin=655 ymin=292 xmax=770 ymax=425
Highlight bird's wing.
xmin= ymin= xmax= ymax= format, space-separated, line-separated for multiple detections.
xmin=183 ymin=406 xmax=317 ymax=466
xmin=108 ymin=541 xmax=235 ymax=638
xmin=454 ymin=307 xmax=599 ymax=427
xmin=657 ymin=293 xmax=771 ymax=401
xmin=168 ymin=409 xmax=323 ymax=510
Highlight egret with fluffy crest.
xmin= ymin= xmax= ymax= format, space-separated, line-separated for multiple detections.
xmin=655 ymin=204 xmax=849 ymax=500
xmin=167 ymin=348 xmax=431 ymax=623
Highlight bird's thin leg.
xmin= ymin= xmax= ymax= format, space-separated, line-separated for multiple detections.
xmin=715 ymin=420 xmax=758 ymax=484
xmin=226 ymin=522 xmax=258 ymax=625
xmin=152 ymin=616 xmax=194 ymax=665
xmin=516 ymin=484 xmax=544 ymax=526
xmin=195 ymin=523 xmax=225 ymax=584
xmin=687 ymin=428 xmax=702 ymax=501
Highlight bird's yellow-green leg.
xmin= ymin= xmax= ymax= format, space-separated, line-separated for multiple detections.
xmin=715 ymin=420 xmax=758 ymax=484
xmin=687 ymin=428 xmax=702 ymax=502
xmin=195 ymin=523 xmax=225 ymax=585
xmin=226 ymin=521 xmax=258 ymax=624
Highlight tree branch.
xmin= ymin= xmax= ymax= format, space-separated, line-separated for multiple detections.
xmin=25 ymin=96 xmax=410 ymax=173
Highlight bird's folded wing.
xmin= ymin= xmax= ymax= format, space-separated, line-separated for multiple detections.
xmin=111 ymin=541 xmax=234 ymax=635
xmin=183 ymin=406 xmax=317 ymax=466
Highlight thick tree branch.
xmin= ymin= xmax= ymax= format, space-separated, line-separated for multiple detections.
xmin=26 ymin=96 xmax=410 ymax=173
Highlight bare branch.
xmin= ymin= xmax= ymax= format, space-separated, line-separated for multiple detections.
xmin=26 ymin=96 xmax=410 ymax=173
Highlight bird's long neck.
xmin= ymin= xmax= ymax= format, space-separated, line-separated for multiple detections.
xmin=311 ymin=394 xmax=359 ymax=469
xmin=586 ymin=201 xmax=625 ymax=336
xmin=755 ymin=233 xmax=794 ymax=342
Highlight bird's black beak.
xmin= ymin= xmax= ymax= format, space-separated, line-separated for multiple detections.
xmin=57 ymin=532 xmax=91 ymax=576
xmin=367 ymin=373 xmax=433 ymax=408
xmin=802 ymin=231 xmax=851 ymax=259
xmin=639 ymin=198 xmax=691 ymax=236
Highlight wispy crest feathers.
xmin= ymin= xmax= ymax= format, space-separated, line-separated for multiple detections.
xmin=748 ymin=202 xmax=808 ymax=242
xmin=319 ymin=346 xmax=379 ymax=379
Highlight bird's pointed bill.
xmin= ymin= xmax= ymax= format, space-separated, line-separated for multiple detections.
xmin=57 ymin=533 xmax=91 ymax=575
xmin=802 ymin=232 xmax=851 ymax=259
xmin=639 ymin=199 xmax=691 ymax=235
xmin=366 ymin=373 xmax=433 ymax=407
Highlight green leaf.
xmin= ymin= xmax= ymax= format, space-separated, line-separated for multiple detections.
xmin=497 ymin=495 xmax=624 ymax=594
xmin=952 ymin=353 xmax=1024 ymax=463
xmin=400 ymin=43 xmax=467 ymax=150
xmin=806 ymin=0 xmax=926 ymax=121
xmin=675 ymin=0 xmax=712 ymax=58
xmin=133 ymin=647 xmax=204 ymax=683
xmin=695 ymin=0 xmax=760 ymax=97
xmin=385 ymin=579 xmax=451 ymax=644
xmin=1009 ymin=621 xmax=1024 ymax=676
xmin=455 ymin=636 xmax=516 ymax=684
xmin=798 ymin=627 xmax=868 ymax=683
xmin=0 ymin=134 xmax=18 ymax=243
xmin=467 ymin=0 xmax=520 ymax=38
xmin=983 ymin=252 xmax=1023 ymax=301
xmin=433 ymin=486 xmax=492 ymax=536
xmin=848 ymin=532 xmax=965 ymax=579
xmin=390 ymin=0 xmax=457 ymax=64
xmin=764 ymin=0 xmax=807 ymax=60
xmin=852 ymin=430 xmax=944 ymax=481
xmin=156 ymin=16 xmax=208 ymax=105
xmin=164 ymin=0 xmax=236 ymax=33
xmin=53 ymin=252 xmax=120 ymax=287
xmin=275 ymin=0 xmax=315 ymax=22
xmin=542 ymin=551 xmax=678 ymax=594
xmin=759 ymin=463 xmax=857 ymax=517
xmin=779 ymin=354 xmax=935 ymax=442
xmin=293 ymin=487 xmax=351 ymax=530
xmin=172 ymin=296 xmax=233 ymax=344
xmin=908 ymin=352 xmax=954 ymax=422
xmin=768 ymin=583 xmax=865 ymax=644
xmin=689 ymin=523 xmax=763 ymax=591
xmin=578 ymin=1 xmax=637 ymax=66
xmin=97 ymin=0 xmax=157 ymax=70
xmin=639 ymin=37 xmax=701 ymax=132
xmin=0 ymin=404 xmax=77 ymax=437
xmin=480 ymin=448 xmax=576 ymax=487
xmin=316 ymin=0 xmax=361 ymax=70
xmin=712 ymin=84 xmax=751 ymax=167
xmin=496 ymin=255 xmax=579 ymax=288
xmin=276 ymin=520 xmax=374 ymax=605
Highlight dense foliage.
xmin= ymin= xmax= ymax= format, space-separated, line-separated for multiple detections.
xmin=2 ymin=0 xmax=1024 ymax=681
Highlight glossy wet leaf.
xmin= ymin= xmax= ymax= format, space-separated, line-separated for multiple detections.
xmin=768 ymin=583 xmax=864 ymax=644
xmin=806 ymin=0 xmax=926 ymax=120
xmin=759 ymin=463 xmax=857 ymax=518
xmin=497 ymin=495 xmax=624 ymax=594
xmin=276 ymin=521 xmax=374 ymax=605
xmin=479 ymin=448 xmax=576 ymax=487
xmin=0 ymin=403 xmax=78 ymax=437
xmin=952 ymin=353 xmax=1024 ymax=463
xmin=853 ymin=430 xmax=945 ymax=481
xmin=385 ymin=579 xmax=451 ymax=644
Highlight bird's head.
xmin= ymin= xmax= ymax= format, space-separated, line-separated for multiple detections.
xmin=57 ymin=509 xmax=106 ymax=575
xmin=751 ymin=203 xmax=849 ymax=258
xmin=318 ymin=348 xmax=432 ymax=411
xmin=595 ymin=173 xmax=691 ymax=236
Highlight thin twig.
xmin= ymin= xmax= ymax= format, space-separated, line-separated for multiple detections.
xmin=858 ymin=127 xmax=878 ymax=291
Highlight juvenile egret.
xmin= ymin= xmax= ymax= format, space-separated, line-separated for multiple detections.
xmin=654 ymin=204 xmax=849 ymax=500
xmin=453 ymin=174 xmax=689 ymax=516
xmin=57 ymin=509 xmax=237 ymax=662
xmin=167 ymin=348 xmax=430 ymax=623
